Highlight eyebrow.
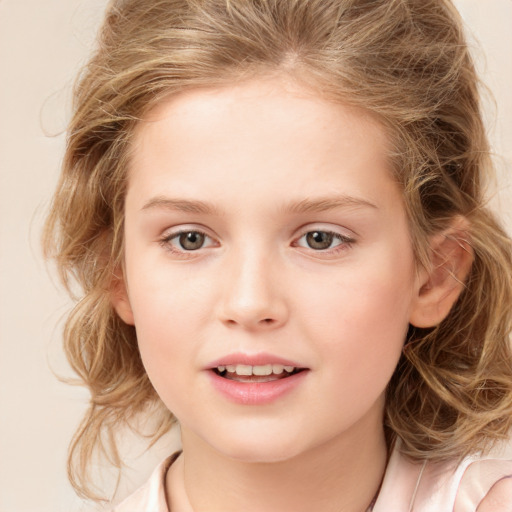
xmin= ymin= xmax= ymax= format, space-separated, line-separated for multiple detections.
xmin=141 ymin=194 xmax=378 ymax=215
xmin=141 ymin=196 xmax=220 ymax=215
xmin=284 ymin=196 xmax=378 ymax=214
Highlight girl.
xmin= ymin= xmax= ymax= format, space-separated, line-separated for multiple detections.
xmin=44 ymin=0 xmax=512 ymax=510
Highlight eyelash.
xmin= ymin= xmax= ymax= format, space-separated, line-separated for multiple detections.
xmin=159 ymin=228 xmax=355 ymax=257
xmin=159 ymin=229 xmax=215 ymax=257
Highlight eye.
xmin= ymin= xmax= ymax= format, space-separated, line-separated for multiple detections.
xmin=305 ymin=231 xmax=336 ymax=250
xmin=295 ymin=230 xmax=354 ymax=251
xmin=161 ymin=229 xmax=216 ymax=252
xmin=177 ymin=231 xmax=206 ymax=250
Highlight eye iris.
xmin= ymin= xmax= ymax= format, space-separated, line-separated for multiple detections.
xmin=306 ymin=231 xmax=333 ymax=250
xmin=179 ymin=231 xmax=205 ymax=250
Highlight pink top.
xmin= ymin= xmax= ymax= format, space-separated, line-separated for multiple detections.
xmin=113 ymin=445 xmax=512 ymax=511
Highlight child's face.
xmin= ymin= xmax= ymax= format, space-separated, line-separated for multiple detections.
xmin=117 ymin=78 xmax=424 ymax=462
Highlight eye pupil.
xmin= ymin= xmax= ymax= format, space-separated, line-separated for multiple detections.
xmin=179 ymin=231 xmax=205 ymax=250
xmin=306 ymin=231 xmax=334 ymax=250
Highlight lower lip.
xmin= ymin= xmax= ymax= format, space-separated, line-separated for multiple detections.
xmin=207 ymin=370 xmax=308 ymax=405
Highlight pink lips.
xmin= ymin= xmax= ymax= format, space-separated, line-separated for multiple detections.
xmin=205 ymin=352 xmax=308 ymax=405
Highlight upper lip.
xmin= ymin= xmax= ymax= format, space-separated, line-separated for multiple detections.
xmin=206 ymin=352 xmax=306 ymax=370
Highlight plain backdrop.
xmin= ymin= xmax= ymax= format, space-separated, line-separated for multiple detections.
xmin=0 ymin=1 xmax=511 ymax=511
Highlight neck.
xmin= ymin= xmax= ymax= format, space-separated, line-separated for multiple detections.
xmin=167 ymin=408 xmax=388 ymax=512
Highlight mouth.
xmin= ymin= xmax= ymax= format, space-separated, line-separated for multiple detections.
xmin=212 ymin=364 xmax=306 ymax=383
xmin=206 ymin=355 xmax=309 ymax=404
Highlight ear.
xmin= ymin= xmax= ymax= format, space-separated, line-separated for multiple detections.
xmin=409 ymin=217 xmax=473 ymax=328
xmin=109 ymin=268 xmax=135 ymax=326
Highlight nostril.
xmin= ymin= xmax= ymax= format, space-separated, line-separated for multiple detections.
xmin=223 ymin=316 xmax=279 ymax=329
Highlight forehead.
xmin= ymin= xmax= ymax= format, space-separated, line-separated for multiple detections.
xmin=136 ymin=78 xmax=387 ymax=141
xmin=127 ymin=78 xmax=397 ymax=211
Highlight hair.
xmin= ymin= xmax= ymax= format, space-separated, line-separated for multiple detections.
xmin=44 ymin=0 xmax=512 ymax=500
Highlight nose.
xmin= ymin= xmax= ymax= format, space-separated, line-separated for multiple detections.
xmin=217 ymin=249 xmax=289 ymax=331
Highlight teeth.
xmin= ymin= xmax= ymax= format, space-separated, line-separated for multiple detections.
xmin=236 ymin=364 xmax=252 ymax=376
xmin=217 ymin=364 xmax=297 ymax=376
xmin=253 ymin=364 xmax=272 ymax=376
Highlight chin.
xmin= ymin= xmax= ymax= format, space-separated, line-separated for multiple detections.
xmin=205 ymin=427 xmax=311 ymax=464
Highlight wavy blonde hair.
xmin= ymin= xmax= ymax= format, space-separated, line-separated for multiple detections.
xmin=44 ymin=0 xmax=512 ymax=500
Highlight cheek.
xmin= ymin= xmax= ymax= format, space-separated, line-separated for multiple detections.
xmin=129 ymin=287 xmax=201 ymax=417
xmin=305 ymin=266 xmax=413 ymax=341
xmin=301 ymin=257 xmax=414 ymax=390
xmin=126 ymin=246 xmax=214 ymax=330
xmin=123 ymin=260 xmax=212 ymax=386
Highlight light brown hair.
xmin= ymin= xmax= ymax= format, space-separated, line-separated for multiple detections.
xmin=44 ymin=0 xmax=512 ymax=499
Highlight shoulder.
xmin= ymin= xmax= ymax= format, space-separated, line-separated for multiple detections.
xmin=456 ymin=457 xmax=512 ymax=512
xmin=111 ymin=453 xmax=180 ymax=512
xmin=373 ymin=440 xmax=512 ymax=512
xmin=476 ymin=476 xmax=512 ymax=512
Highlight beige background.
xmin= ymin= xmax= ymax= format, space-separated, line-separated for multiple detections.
xmin=0 ymin=1 xmax=511 ymax=511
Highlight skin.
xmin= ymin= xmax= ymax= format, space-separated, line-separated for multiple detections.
xmin=113 ymin=77 xmax=473 ymax=511
xmin=478 ymin=478 xmax=512 ymax=512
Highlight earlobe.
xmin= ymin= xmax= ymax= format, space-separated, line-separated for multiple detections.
xmin=110 ymin=270 xmax=135 ymax=326
xmin=409 ymin=217 xmax=473 ymax=328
